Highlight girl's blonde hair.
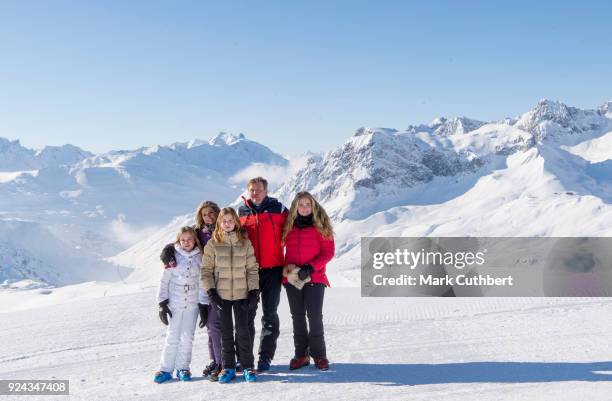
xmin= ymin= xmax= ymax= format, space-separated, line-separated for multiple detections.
xmin=195 ymin=201 xmax=221 ymax=230
xmin=213 ymin=207 xmax=248 ymax=243
xmin=282 ymin=191 xmax=334 ymax=243
xmin=175 ymin=226 xmax=202 ymax=250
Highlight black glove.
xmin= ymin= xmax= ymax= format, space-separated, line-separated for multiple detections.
xmin=248 ymin=289 xmax=260 ymax=310
xmin=158 ymin=299 xmax=172 ymax=325
xmin=298 ymin=264 xmax=314 ymax=281
xmin=160 ymin=243 xmax=176 ymax=267
xmin=198 ymin=303 xmax=208 ymax=328
xmin=207 ymin=288 xmax=223 ymax=311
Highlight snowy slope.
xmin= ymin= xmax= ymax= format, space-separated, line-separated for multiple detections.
xmin=0 ymin=287 xmax=610 ymax=400
xmin=331 ymin=146 xmax=612 ymax=283
xmin=0 ymin=219 xmax=131 ymax=288
xmin=108 ymin=213 xmax=194 ymax=284
xmin=562 ymin=130 xmax=612 ymax=163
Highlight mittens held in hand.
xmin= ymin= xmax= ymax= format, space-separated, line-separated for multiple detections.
xmin=159 ymin=299 xmax=172 ymax=325
xmin=298 ymin=264 xmax=314 ymax=281
xmin=284 ymin=264 xmax=311 ymax=290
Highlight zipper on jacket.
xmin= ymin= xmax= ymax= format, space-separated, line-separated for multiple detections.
xmin=245 ymin=199 xmax=264 ymax=268
xmin=230 ymin=237 xmax=234 ymax=300
xmin=298 ymin=227 xmax=302 ymax=265
xmin=256 ymin=212 xmax=261 ymax=265
xmin=267 ymin=213 xmax=278 ymax=252
xmin=267 ymin=213 xmax=276 ymax=239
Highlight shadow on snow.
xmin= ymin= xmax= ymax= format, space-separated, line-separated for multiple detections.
xmin=259 ymin=361 xmax=612 ymax=386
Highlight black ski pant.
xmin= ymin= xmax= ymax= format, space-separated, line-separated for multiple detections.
xmin=246 ymin=266 xmax=282 ymax=362
xmin=285 ymin=282 xmax=326 ymax=358
xmin=220 ymin=299 xmax=254 ymax=370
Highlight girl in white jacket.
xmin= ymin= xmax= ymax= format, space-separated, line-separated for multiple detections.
xmin=154 ymin=226 xmax=209 ymax=383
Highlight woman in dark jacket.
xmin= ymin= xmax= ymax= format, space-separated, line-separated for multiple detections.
xmin=282 ymin=191 xmax=334 ymax=371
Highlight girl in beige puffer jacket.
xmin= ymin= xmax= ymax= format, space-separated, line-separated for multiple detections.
xmin=201 ymin=207 xmax=260 ymax=383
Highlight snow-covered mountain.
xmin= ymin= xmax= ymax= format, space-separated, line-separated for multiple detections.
xmin=275 ymin=99 xmax=611 ymax=220
xmin=276 ymin=100 xmax=612 ymax=283
xmin=406 ymin=116 xmax=487 ymax=137
xmin=77 ymin=132 xmax=286 ymax=182
xmin=274 ymin=125 xmax=494 ymax=220
xmin=0 ymin=138 xmax=92 ymax=171
xmin=62 ymin=132 xmax=287 ymax=228
xmin=2 ymin=100 xmax=611 ymax=288
xmin=109 ymin=99 xmax=611 ymax=286
xmin=0 ymin=132 xmax=289 ymax=287
xmin=0 ymin=131 xmax=287 ymax=231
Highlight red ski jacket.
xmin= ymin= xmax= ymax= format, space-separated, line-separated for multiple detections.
xmin=283 ymin=225 xmax=335 ymax=287
xmin=238 ymin=196 xmax=287 ymax=269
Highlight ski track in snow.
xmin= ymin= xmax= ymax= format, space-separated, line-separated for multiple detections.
xmin=1 ymin=287 xmax=611 ymax=400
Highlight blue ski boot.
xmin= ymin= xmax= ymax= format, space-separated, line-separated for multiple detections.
xmin=218 ymin=368 xmax=236 ymax=384
xmin=176 ymin=369 xmax=192 ymax=381
xmin=153 ymin=371 xmax=173 ymax=383
xmin=243 ymin=368 xmax=257 ymax=383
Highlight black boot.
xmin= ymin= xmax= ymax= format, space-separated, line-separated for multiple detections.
xmin=209 ymin=364 xmax=222 ymax=382
xmin=202 ymin=361 xmax=218 ymax=377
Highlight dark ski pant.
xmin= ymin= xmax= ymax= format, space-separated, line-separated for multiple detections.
xmin=245 ymin=266 xmax=282 ymax=362
xmin=205 ymin=304 xmax=222 ymax=365
xmin=285 ymin=282 xmax=326 ymax=358
xmin=220 ymin=299 xmax=254 ymax=370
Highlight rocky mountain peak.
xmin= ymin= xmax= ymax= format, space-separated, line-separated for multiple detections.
xmin=209 ymin=132 xmax=246 ymax=146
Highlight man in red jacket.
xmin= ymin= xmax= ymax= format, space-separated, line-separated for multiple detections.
xmin=238 ymin=177 xmax=287 ymax=371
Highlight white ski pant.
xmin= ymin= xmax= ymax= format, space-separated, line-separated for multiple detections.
xmin=159 ymin=307 xmax=199 ymax=372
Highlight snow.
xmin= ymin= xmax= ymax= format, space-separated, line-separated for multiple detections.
xmin=561 ymin=130 xmax=612 ymax=163
xmin=274 ymin=100 xmax=612 ymax=279
xmin=0 ymin=170 xmax=38 ymax=183
xmin=0 ymin=218 xmax=132 ymax=287
xmin=0 ymin=132 xmax=289 ymax=288
xmin=1 ymin=100 xmax=611 ymax=399
xmin=86 ymin=100 xmax=612 ymax=288
xmin=0 ymin=286 xmax=610 ymax=400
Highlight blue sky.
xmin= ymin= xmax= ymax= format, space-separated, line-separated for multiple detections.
xmin=1 ymin=0 xmax=611 ymax=154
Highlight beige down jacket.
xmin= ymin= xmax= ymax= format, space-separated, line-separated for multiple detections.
xmin=200 ymin=231 xmax=259 ymax=301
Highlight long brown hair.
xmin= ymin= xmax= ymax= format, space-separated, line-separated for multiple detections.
xmin=282 ymin=191 xmax=333 ymax=243
xmin=212 ymin=207 xmax=248 ymax=244
xmin=174 ymin=226 xmax=202 ymax=250
xmin=195 ymin=201 xmax=220 ymax=230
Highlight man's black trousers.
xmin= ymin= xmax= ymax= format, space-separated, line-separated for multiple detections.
xmin=246 ymin=266 xmax=283 ymax=362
